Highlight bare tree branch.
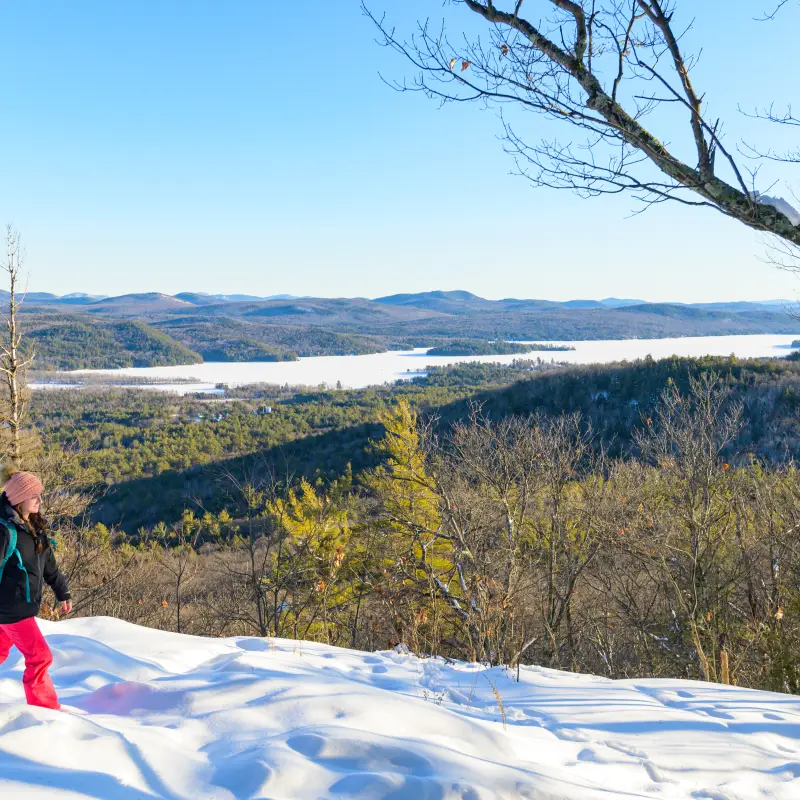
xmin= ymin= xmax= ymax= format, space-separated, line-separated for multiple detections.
xmin=756 ymin=1 xmax=790 ymax=21
xmin=364 ymin=1 xmax=800 ymax=248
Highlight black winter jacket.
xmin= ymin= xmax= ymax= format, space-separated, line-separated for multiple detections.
xmin=0 ymin=495 xmax=70 ymax=624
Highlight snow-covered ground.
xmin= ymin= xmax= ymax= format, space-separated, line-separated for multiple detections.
xmin=46 ymin=334 xmax=800 ymax=393
xmin=0 ymin=618 xmax=798 ymax=799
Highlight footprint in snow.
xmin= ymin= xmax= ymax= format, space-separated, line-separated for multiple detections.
xmin=553 ymin=728 xmax=591 ymax=742
xmin=211 ymin=747 xmax=274 ymax=798
xmin=643 ymin=760 xmax=674 ymax=784
xmin=329 ymin=773 xmax=399 ymax=795
xmin=603 ymin=740 xmax=648 ymax=760
xmin=519 ymin=709 xmax=545 ymax=728
xmin=698 ymin=706 xmax=734 ymax=720
xmin=286 ymin=732 xmax=434 ymax=778
xmin=635 ymin=685 xmax=693 ymax=707
xmin=577 ymin=748 xmax=612 ymax=764
xmin=520 ymin=707 xmax=588 ymax=739
xmin=236 ymin=639 xmax=272 ymax=652
xmin=329 ymin=772 xmax=450 ymax=798
xmin=446 ymin=688 xmax=471 ymax=706
xmin=521 ymin=707 xmax=543 ymax=718
xmin=0 ymin=710 xmax=51 ymax=735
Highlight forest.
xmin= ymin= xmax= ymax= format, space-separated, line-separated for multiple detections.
xmin=24 ymin=317 xmax=204 ymax=369
xmin=28 ymin=354 xmax=800 ymax=530
xmin=7 ymin=350 xmax=798 ymax=696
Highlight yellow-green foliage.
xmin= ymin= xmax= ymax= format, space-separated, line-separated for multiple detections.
xmin=268 ymin=472 xmax=351 ymax=561
xmin=365 ymin=399 xmax=440 ymax=536
xmin=365 ymin=399 xmax=460 ymax=588
xmin=264 ymin=470 xmax=354 ymax=642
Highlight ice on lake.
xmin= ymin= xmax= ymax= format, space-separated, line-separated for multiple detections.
xmin=47 ymin=334 xmax=800 ymax=393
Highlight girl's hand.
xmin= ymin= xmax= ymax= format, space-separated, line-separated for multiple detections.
xmin=61 ymin=600 xmax=73 ymax=615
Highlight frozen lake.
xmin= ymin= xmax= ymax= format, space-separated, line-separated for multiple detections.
xmin=39 ymin=334 xmax=800 ymax=394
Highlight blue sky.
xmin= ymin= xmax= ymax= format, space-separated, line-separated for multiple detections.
xmin=2 ymin=0 xmax=799 ymax=302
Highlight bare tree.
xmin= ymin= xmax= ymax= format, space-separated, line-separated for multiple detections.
xmin=149 ymin=514 xmax=203 ymax=634
xmin=627 ymin=374 xmax=743 ymax=681
xmin=0 ymin=226 xmax=35 ymax=465
xmin=365 ymin=2 xmax=800 ymax=246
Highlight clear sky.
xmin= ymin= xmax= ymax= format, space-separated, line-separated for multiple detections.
xmin=2 ymin=0 xmax=799 ymax=302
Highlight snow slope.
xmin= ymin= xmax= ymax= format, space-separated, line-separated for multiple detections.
xmin=0 ymin=618 xmax=798 ymax=799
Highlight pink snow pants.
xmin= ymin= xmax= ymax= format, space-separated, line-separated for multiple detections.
xmin=0 ymin=617 xmax=60 ymax=709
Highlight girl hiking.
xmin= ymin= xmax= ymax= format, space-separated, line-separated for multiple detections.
xmin=0 ymin=468 xmax=71 ymax=710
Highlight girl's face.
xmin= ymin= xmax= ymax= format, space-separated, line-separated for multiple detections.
xmin=19 ymin=494 xmax=41 ymax=519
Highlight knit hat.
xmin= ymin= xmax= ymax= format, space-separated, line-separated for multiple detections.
xmin=3 ymin=470 xmax=44 ymax=507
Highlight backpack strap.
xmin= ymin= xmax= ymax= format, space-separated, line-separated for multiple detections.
xmin=0 ymin=520 xmax=31 ymax=604
xmin=0 ymin=519 xmax=17 ymax=575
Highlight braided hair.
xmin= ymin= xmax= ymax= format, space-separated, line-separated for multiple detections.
xmin=13 ymin=507 xmax=48 ymax=554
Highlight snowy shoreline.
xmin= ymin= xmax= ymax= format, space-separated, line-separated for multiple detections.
xmin=30 ymin=334 xmax=800 ymax=395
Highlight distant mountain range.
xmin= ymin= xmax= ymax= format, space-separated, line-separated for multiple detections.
xmin=8 ymin=288 xmax=794 ymax=313
xmin=373 ymin=290 xmax=792 ymax=313
xmin=11 ymin=291 xmax=303 ymax=305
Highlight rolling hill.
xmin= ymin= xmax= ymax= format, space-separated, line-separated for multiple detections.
xmin=10 ymin=290 xmax=800 ymax=369
xmin=25 ymin=319 xmax=203 ymax=370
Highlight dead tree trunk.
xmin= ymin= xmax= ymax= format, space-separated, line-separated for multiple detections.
xmin=0 ymin=226 xmax=35 ymax=466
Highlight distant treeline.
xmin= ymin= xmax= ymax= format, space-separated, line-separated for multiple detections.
xmin=426 ymin=339 xmax=574 ymax=356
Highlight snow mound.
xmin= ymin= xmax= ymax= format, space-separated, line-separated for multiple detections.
xmin=0 ymin=618 xmax=798 ymax=798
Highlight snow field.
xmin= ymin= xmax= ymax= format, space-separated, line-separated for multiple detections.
xmin=0 ymin=617 xmax=798 ymax=798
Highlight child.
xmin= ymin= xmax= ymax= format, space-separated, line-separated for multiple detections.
xmin=0 ymin=468 xmax=71 ymax=709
